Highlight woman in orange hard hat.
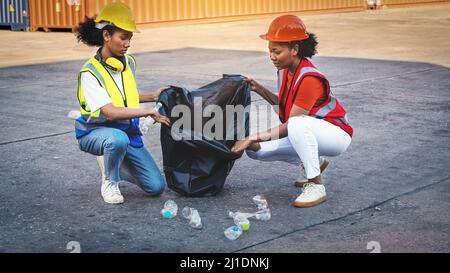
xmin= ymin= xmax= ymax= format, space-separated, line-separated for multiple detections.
xmin=74 ymin=3 xmax=171 ymax=204
xmin=232 ymin=15 xmax=353 ymax=207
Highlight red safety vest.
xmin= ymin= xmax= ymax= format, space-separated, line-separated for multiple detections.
xmin=277 ymin=58 xmax=353 ymax=137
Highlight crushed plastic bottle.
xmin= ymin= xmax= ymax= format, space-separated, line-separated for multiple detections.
xmin=140 ymin=117 xmax=154 ymax=135
xmin=229 ymin=212 xmax=251 ymax=231
xmin=161 ymin=200 xmax=178 ymax=219
xmin=224 ymin=225 xmax=243 ymax=240
xmin=182 ymin=207 xmax=203 ymax=229
xmin=228 ymin=211 xmax=255 ymax=220
xmin=254 ymin=208 xmax=271 ymax=221
xmin=229 ymin=209 xmax=270 ymax=222
xmin=252 ymin=195 xmax=268 ymax=210
xmin=67 ymin=110 xmax=81 ymax=120
xmin=141 ymin=102 xmax=163 ymax=135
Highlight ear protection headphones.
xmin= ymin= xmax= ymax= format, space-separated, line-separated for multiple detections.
xmin=95 ymin=48 xmax=126 ymax=73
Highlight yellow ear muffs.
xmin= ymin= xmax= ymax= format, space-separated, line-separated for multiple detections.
xmin=105 ymin=57 xmax=124 ymax=73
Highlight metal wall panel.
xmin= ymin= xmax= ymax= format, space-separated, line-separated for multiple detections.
xmin=382 ymin=0 xmax=449 ymax=5
xmin=85 ymin=0 xmax=367 ymax=25
xmin=0 ymin=0 xmax=29 ymax=31
xmin=29 ymin=0 xmax=87 ymax=32
xmin=25 ymin=0 xmax=450 ymax=32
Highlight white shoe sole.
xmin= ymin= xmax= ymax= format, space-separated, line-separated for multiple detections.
xmin=102 ymin=196 xmax=124 ymax=205
xmin=294 ymin=196 xmax=327 ymax=207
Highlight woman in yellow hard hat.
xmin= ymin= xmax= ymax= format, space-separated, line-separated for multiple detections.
xmin=232 ymin=15 xmax=353 ymax=207
xmin=74 ymin=3 xmax=170 ymax=204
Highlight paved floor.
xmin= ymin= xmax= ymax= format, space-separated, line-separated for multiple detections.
xmin=0 ymin=4 xmax=449 ymax=253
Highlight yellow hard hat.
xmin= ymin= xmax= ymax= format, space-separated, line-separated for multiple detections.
xmin=95 ymin=2 xmax=139 ymax=33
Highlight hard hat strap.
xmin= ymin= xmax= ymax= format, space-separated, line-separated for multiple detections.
xmin=95 ymin=21 xmax=113 ymax=30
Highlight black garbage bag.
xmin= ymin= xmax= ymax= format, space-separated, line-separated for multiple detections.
xmin=157 ymin=75 xmax=251 ymax=197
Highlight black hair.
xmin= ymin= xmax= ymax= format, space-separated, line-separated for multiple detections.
xmin=75 ymin=17 xmax=120 ymax=47
xmin=287 ymin=32 xmax=318 ymax=59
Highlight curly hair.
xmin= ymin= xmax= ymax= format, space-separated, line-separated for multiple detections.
xmin=75 ymin=17 xmax=120 ymax=47
xmin=287 ymin=32 xmax=319 ymax=59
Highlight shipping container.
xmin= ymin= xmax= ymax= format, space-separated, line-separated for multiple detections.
xmin=27 ymin=0 xmax=450 ymax=32
xmin=85 ymin=0 xmax=367 ymax=25
xmin=381 ymin=0 xmax=449 ymax=5
xmin=29 ymin=0 xmax=87 ymax=32
xmin=0 ymin=0 xmax=29 ymax=31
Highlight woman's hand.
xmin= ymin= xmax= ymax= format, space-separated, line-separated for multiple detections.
xmin=231 ymin=138 xmax=254 ymax=155
xmin=245 ymin=78 xmax=264 ymax=94
xmin=149 ymin=110 xmax=171 ymax=127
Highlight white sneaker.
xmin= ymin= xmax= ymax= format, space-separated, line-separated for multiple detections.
xmin=101 ymin=180 xmax=124 ymax=205
xmin=294 ymin=183 xmax=327 ymax=207
xmin=294 ymin=157 xmax=329 ymax=188
xmin=97 ymin=156 xmax=124 ymax=204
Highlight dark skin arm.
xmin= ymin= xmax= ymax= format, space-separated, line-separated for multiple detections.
xmin=245 ymin=78 xmax=278 ymax=107
xmin=232 ymin=105 xmax=323 ymax=183
xmin=101 ymin=103 xmax=171 ymax=126
xmin=139 ymin=86 xmax=169 ymax=103
xmin=233 ymin=104 xmax=323 ymax=184
xmin=139 ymin=93 xmax=159 ymax=103
xmin=231 ymin=105 xmax=309 ymax=154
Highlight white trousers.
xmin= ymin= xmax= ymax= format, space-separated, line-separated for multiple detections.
xmin=246 ymin=115 xmax=351 ymax=179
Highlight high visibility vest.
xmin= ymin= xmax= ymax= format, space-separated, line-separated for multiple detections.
xmin=75 ymin=54 xmax=144 ymax=147
xmin=277 ymin=58 xmax=353 ymax=137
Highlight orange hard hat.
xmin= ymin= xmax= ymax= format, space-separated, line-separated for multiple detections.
xmin=260 ymin=15 xmax=309 ymax=42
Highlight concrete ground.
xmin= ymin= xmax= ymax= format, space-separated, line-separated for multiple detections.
xmin=0 ymin=4 xmax=449 ymax=253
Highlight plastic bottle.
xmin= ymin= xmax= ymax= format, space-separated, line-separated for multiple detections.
xmin=161 ymin=200 xmax=178 ymax=219
xmin=182 ymin=207 xmax=203 ymax=229
xmin=224 ymin=226 xmax=243 ymax=240
xmin=229 ymin=209 xmax=271 ymax=222
xmin=234 ymin=215 xmax=251 ymax=231
xmin=252 ymin=195 xmax=268 ymax=210
xmin=141 ymin=102 xmax=163 ymax=135
xmin=67 ymin=110 xmax=81 ymax=120
xmin=254 ymin=208 xmax=271 ymax=221
xmin=228 ymin=211 xmax=251 ymax=231
xmin=228 ymin=211 xmax=255 ymax=219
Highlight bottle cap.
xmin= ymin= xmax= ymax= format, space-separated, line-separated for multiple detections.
xmin=242 ymin=223 xmax=250 ymax=231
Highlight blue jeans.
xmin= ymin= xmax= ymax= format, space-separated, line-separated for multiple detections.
xmin=78 ymin=128 xmax=165 ymax=195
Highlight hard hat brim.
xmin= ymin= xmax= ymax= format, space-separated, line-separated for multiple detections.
xmin=259 ymin=34 xmax=269 ymax=40
xmin=259 ymin=33 xmax=309 ymax=42
xmin=125 ymin=27 xmax=140 ymax=33
xmin=259 ymin=33 xmax=294 ymax=42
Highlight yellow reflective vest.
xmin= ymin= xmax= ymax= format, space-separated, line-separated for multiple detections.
xmin=75 ymin=54 xmax=143 ymax=147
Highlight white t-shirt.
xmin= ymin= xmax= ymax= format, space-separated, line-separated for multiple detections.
xmin=81 ymin=70 xmax=126 ymax=113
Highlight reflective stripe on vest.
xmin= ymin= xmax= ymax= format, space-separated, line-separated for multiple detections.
xmin=128 ymin=55 xmax=136 ymax=78
xmin=277 ymin=58 xmax=353 ymax=137
xmin=75 ymin=54 xmax=143 ymax=147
